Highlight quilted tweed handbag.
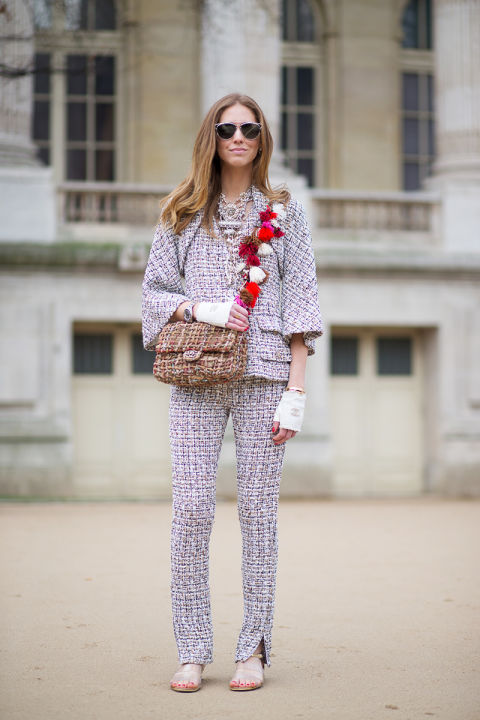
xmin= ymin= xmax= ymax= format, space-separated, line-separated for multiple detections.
xmin=153 ymin=321 xmax=248 ymax=387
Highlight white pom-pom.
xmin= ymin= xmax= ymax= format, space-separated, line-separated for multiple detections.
xmin=272 ymin=202 xmax=286 ymax=219
xmin=249 ymin=266 xmax=267 ymax=283
xmin=257 ymin=243 xmax=273 ymax=256
xmin=236 ymin=261 xmax=246 ymax=272
xmin=271 ymin=218 xmax=279 ymax=228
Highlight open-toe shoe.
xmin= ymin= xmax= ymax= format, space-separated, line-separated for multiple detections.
xmin=229 ymin=653 xmax=265 ymax=691
xmin=170 ymin=662 xmax=205 ymax=692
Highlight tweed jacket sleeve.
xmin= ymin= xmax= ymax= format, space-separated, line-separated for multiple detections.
xmin=142 ymin=221 xmax=190 ymax=350
xmin=281 ymin=197 xmax=324 ymax=355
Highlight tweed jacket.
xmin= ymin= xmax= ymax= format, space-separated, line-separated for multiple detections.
xmin=142 ymin=185 xmax=323 ymax=381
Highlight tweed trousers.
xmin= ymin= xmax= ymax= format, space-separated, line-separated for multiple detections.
xmin=169 ymin=376 xmax=288 ymax=668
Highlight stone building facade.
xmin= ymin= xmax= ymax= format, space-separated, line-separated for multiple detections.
xmin=0 ymin=0 xmax=479 ymax=498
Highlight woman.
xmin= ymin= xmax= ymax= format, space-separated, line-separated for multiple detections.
xmin=142 ymin=93 xmax=323 ymax=692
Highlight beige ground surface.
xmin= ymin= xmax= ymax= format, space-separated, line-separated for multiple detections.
xmin=0 ymin=499 xmax=479 ymax=720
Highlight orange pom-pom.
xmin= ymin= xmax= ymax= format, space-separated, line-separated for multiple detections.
xmin=240 ymin=288 xmax=255 ymax=306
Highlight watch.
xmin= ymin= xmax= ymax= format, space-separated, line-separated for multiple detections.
xmin=183 ymin=303 xmax=195 ymax=323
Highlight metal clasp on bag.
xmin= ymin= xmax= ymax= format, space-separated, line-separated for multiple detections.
xmin=183 ymin=349 xmax=202 ymax=362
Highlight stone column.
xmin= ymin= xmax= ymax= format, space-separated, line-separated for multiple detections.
xmin=201 ymin=0 xmax=281 ymax=144
xmin=429 ymin=0 xmax=480 ymax=250
xmin=0 ymin=0 xmax=55 ymax=242
xmin=200 ymin=0 xmax=310 ymax=200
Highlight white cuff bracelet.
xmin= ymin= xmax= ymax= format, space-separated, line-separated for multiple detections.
xmin=194 ymin=301 xmax=234 ymax=328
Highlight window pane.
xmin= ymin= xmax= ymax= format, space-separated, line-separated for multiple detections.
xmin=297 ymin=113 xmax=313 ymax=150
xmin=427 ymin=74 xmax=434 ymax=112
xmin=297 ymin=67 xmax=314 ymax=106
xmin=96 ymin=103 xmax=114 ymax=141
xmin=67 ymin=149 xmax=87 ymax=180
xmin=95 ymin=0 xmax=116 ymax=30
xmin=425 ymin=0 xmax=433 ymax=49
xmin=95 ymin=150 xmax=115 ymax=181
xmin=281 ymin=0 xmax=289 ymax=41
xmin=402 ymin=0 xmax=418 ymax=48
xmin=132 ymin=334 xmax=154 ymax=374
xmin=296 ymin=0 xmax=315 ymax=42
xmin=281 ymin=65 xmax=288 ymax=105
xmin=34 ymin=53 xmax=50 ymax=94
xmin=33 ymin=101 xmax=50 ymax=141
xmin=37 ymin=147 xmax=50 ymax=165
xmin=403 ymin=117 xmax=419 ymax=155
xmin=67 ymin=102 xmax=87 ymax=141
xmin=297 ymin=157 xmax=314 ymax=187
xmin=403 ymin=162 xmax=420 ymax=190
xmin=402 ymin=73 xmax=419 ymax=111
xmin=74 ymin=334 xmax=113 ymax=374
xmin=428 ymin=117 xmax=435 ymax=156
xmin=419 ymin=162 xmax=430 ymax=187
xmin=33 ymin=0 xmax=52 ymax=29
xmin=95 ymin=56 xmax=115 ymax=95
xmin=331 ymin=337 xmax=358 ymax=375
xmin=281 ymin=111 xmax=288 ymax=150
xmin=65 ymin=0 xmax=88 ymax=30
xmin=67 ymin=55 xmax=87 ymax=95
xmin=377 ymin=338 xmax=412 ymax=375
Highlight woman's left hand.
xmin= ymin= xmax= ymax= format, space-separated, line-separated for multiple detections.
xmin=271 ymin=422 xmax=297 ymax=445
xmin=271 ymin=390 xmax=306 ymax=444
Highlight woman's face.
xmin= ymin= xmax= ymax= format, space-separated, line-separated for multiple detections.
xmin=215 ymin=103 xmax=261 ymax=171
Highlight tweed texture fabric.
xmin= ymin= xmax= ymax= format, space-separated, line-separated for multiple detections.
xmin=169 ymin=376 xmax=287 ymax=667
xmin=142 ymin=186 xmax=324 ymax=381
xmin=153 ymin=321 xmax=247 ymax=387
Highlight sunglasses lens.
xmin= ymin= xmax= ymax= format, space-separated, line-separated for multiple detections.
xmin=241 ymin=123 xmax=261 ymax=139
xmin=216 ymin=123 xmax=236 ymax=140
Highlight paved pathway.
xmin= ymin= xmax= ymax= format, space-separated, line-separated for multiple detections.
xmin=1 ymin=499 xmax=479 ymax=720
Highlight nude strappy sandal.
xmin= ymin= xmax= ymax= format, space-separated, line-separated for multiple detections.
xmin=229 ymin=653 xmax=265 ymax=691
xmin=170 ymin=663 xmax=205 ymax=692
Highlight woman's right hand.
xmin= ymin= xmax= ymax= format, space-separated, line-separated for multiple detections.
xmin=225 ymin=303 xmax=249 ymax=332
xmin=193 ymin=301 xmax=249 ymax=331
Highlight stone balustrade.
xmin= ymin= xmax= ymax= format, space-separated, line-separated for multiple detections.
xmin=58 ymin=182 xmax=171 ymax=226
xmin=310 ymin=189 xmax=439 ymax=233
xmin=58 ymin=183 xmax=440 ymax=243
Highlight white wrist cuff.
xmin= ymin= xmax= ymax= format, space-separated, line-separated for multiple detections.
xmin=194 ymin=301 xmax=234 ymax=328
xmin=273 ymin=390 xmax=306 ymax=432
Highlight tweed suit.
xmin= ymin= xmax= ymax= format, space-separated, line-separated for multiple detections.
xmin=142 ymin=186 xmax=323 ymax=667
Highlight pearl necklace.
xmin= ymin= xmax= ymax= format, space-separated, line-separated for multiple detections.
xmin=216 ymin=186 xmax=253 ymax=286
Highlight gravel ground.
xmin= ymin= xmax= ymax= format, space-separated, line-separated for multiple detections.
xmin=1 ymin=498 xmax=479 ymax=720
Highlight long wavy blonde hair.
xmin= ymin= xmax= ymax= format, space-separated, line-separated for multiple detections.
xmin=160 ymin=93 xmax=290 ymax=235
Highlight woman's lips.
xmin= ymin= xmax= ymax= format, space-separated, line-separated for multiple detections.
xmin=231 ymin=148 xmax=247 ymax=153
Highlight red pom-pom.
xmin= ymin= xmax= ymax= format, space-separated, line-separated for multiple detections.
xmin=239 ymin=241 xmax=260 ymax=266
xmin=239 ymin=241 xmax=254 ymax=258
xmin=273 ymin=228 xmax=284 ymax=238
xmin=258 ymin=225 xmax=274 ymax=242
xmin=259 ymin=206 xmax=277 ymax=223
xmin=245 ymin=281 xmax=261 ymax=299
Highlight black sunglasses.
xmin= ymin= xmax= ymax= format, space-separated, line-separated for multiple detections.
xmin=215 ymin=122 xmax=262 ymax=140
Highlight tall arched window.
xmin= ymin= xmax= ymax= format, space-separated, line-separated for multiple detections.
xmin=32 ymin=0 xmax=119 ymax=182
xmin=280 ymin=0 xmax=324 ymax=187
xmin=400 ymin=0 xmax=435 ymax=190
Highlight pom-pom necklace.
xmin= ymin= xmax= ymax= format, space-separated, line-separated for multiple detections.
xmin=234 ymin=203 xmax=285 ymax=311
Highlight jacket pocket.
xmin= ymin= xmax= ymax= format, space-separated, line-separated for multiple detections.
xmin=255 ymin=313 xmax=291 ymax=362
